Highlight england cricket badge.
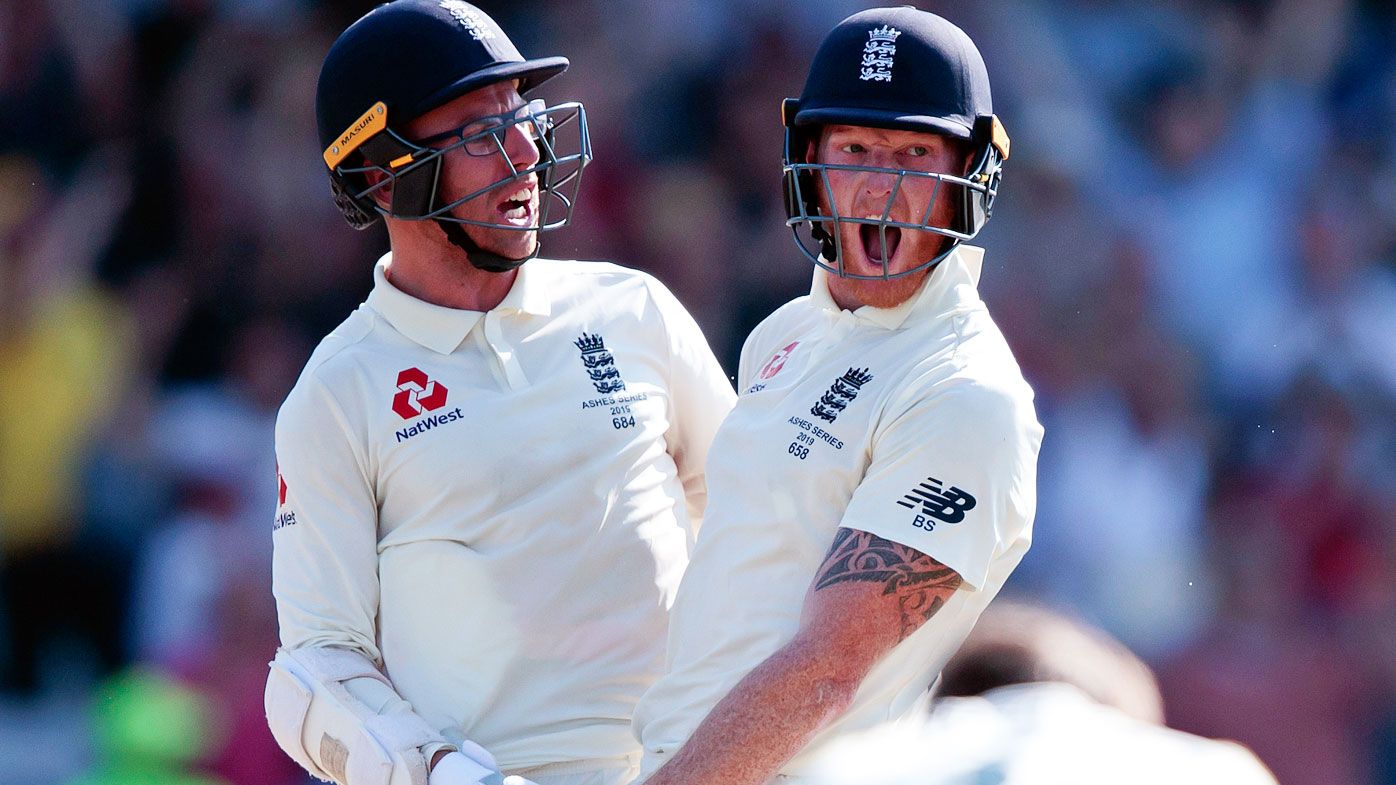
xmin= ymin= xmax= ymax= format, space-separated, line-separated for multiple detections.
xmin=811 ymin=367 xmax=874 ymax=423
xmin=859 ymin=25 xmax=901 ymax=82
xmin=575 ymin=332 xmax=627 ymax=394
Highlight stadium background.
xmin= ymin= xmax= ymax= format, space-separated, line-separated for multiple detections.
xmin=1 ymin=0 xmax=1394 ymax=782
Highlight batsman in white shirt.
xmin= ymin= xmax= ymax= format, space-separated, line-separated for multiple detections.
xmin=808 ymin=603 xmax=1279 ymax=785
xmin=265 ymin=4 xmax=734 ymax=785
xmin=634 ymin=8 xmax=1042 ymax=785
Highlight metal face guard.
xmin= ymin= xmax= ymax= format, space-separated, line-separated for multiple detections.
xmin=783 ymin=160 xmax=996 ymax=281
xmin=336 ymin=101 xmax=592 ymax=233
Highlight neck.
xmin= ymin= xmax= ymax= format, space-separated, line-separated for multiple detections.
xmin=384 ymin=224 xmax=518 ymax=312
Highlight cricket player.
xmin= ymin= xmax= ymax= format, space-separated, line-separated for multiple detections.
xmin=264 ymin=4 xmax=733 ymax=785
xmin=807 ymin=603 xmax=1280 ymax=785
xmin=633 ymin=8 xmax=1042 ymax=785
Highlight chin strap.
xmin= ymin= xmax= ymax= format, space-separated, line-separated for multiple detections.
xmin=436 ymin=220 xmax=538 ymax=274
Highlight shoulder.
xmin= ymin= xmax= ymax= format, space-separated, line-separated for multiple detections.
xmin=742 ymin=295 xmax=817 ymax=355
xmin=300 ymin=306 xmax=378 ymax=378
xmin=530 ymin=258 xmax=662 ymax=295
xmin=761 ymin=295 xmax=818 ymax=329
xmin=532 ymin=258 xmax=691 ymax=318
xmin=900 ymin=302 xmax=1034 ymax=409
xmin=535 ymin=258 xmax=707 ymax=335
xmin=879 ymin=348 xmax=1040 ymax=448
xmin=278 ymin=308 xmax=377 ymax=429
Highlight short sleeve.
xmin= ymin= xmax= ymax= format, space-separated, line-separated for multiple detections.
xmin=272 ymin=372 xmax=382 ymax=661
xmin=645 ymin=276 xmax=737 ymax=534
xmin=735 ymin=319 xmax=771 ymax=394
xmin=837 ymin=379 xmax=1040 ymax=590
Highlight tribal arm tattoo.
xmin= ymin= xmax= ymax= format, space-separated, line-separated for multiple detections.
xmin=812 ymin=527 xmax=962 ymax=640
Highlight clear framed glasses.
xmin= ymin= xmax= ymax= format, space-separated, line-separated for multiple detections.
xmin=413 ymin=98 xmax=548 ymax=157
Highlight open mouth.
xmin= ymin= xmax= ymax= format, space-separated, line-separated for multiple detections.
xmin=859 ymin=223 xmax=901 ymax=265
xmin=497 ymin=185 xmax=536 ymax=225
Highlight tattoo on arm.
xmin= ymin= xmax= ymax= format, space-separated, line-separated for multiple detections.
xmin=813 ymin=528 xmax=962 ymax=640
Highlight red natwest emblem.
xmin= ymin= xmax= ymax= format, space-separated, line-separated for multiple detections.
xmin=758 ymin=342 xmax=800 ymax=381
xmin=276 ymin=464 xmax=287 ymax=506
xmin=392 ymin=367 xmax=449 ymax=420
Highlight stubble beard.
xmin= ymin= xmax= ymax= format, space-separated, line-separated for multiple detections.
xmin=827 ymin=267 xmax=930 ymax=310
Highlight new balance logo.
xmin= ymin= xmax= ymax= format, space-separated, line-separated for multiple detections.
xmin=897 ymin=476 xmax=977 ymax=531
xmin=811 ymin=367 xmax=873 ymax=423
xmin=392 ymin=367 xmax=449 ymax=420
xmin=575 ymin=332 xmax=626 ymax=394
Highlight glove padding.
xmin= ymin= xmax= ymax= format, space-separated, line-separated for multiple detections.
xmin=266 ymin=646 xmax=457 ymax=785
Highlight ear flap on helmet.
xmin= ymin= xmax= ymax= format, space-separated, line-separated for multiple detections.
xmin=956 ymin=114 xmax=1009 ymax=236
xmin=780 ymin=98 xmax=806 ymax=221
xmin=353 ymin=133 xmax=440 ymax=220
xmin=781 ymin=98 xmax=836 ymax=260
xmin=329 ymin=171 xmax=381 ymax=230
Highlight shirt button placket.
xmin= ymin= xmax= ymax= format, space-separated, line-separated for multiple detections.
xmin=807 ymin=312 xmax=856 ymax=367
xmin=483 ymin=310 xmax=529 ymax=390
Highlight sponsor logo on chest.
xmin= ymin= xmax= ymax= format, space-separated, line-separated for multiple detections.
xmin=747 ymin=341 xmax=801 ymax=394
xmin=390 ymin=367 xmax=465 ymax=443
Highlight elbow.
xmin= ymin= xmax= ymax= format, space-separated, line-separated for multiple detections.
xmin=807 ymin=674 xmax=860 ymax=724
xmin=782 ymin=637 xmax=868 ymax=725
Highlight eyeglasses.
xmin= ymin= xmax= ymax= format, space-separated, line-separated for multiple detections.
xmin=334 ymin=100 xmax=591 ymax=231
xmin=412 ymin=99 xmax=548 ymax=157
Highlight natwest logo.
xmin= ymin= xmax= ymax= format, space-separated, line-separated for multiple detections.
xmin=392 ymin=367 xmax=449 ymax=420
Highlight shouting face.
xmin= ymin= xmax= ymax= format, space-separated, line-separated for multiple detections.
xmin=809 ymin=124 xmax=971 ymax=309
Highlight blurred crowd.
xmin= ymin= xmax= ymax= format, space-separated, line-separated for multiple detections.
xmin=0 ymin=0 xmax=1393 ymax=783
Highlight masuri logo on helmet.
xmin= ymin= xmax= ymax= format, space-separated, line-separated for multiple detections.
xmin=323 ymin=102 xmax=387 ymax=170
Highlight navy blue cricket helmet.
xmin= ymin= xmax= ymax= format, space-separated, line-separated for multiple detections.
xmin=316 ymin=0 xmax=591 ymax=271
xmin=782 ymin=6 xmax=1011 ymax=279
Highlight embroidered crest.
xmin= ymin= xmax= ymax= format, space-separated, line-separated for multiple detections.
xmin=439 ymin=1 xmax=495 ymax=41
xmin=859 ymin=25 xmax=901 ymax=82
xmin=575 ymin=332 xmax=627 ymax=394
xmin=811 ymin=367 xmax=873 ymax=423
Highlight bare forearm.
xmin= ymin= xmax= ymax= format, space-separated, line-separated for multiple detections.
xmin=646 ymin=529 xmax=962 ymax=785
xmin=645 ymin=638 xmax=864 ymax=785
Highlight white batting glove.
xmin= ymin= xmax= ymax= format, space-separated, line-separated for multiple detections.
xmin=427 ymin=752 xmax=539 ymax=785
xmin=428 ymin=752 xmax=498 ymax=785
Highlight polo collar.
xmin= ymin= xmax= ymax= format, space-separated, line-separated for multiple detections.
xmin=365 ymin=254 xmax=552 ymax=355
xmin=810 ymin=244 xmax=984 ymax=330
xmin=495 ymin=257 xmax=553 ymax=319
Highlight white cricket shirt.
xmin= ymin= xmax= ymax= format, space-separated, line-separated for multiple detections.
xmin=273 ymin=255 xmax=735 ymax=770
xmin=633 ymin=246 xmax=1043 ymax=778
xmin=807 ymin=683 xmax=1279 ymax=785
